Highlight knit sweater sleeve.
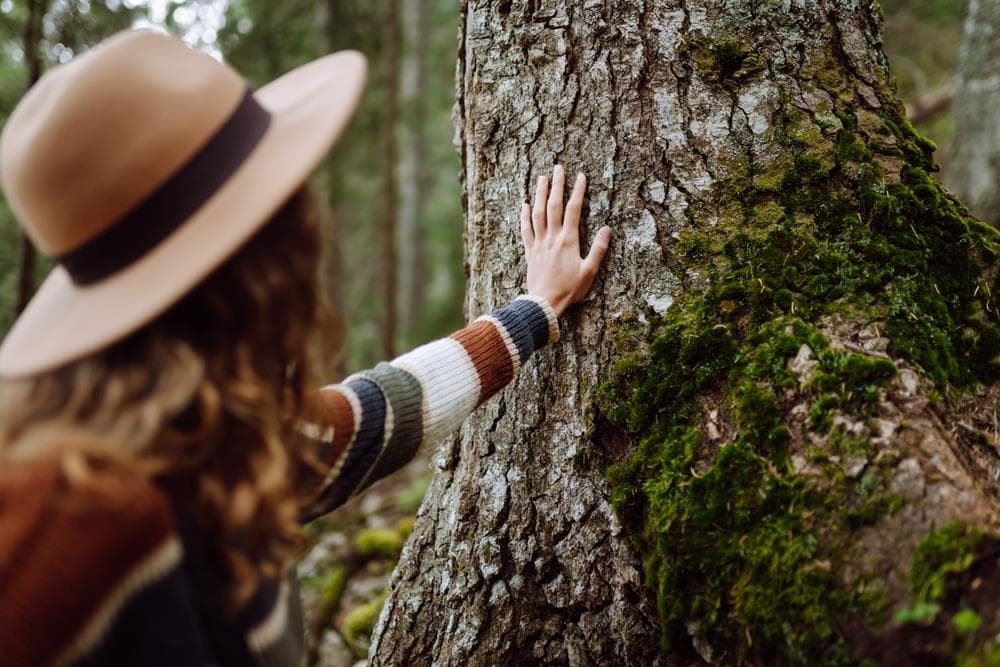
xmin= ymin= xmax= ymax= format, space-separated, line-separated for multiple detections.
xmin=296 ymin=295 xmax=559 ymax=522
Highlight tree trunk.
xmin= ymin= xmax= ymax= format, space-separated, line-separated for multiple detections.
xmin=945 ymin=0 xmax=1000 ymax=227
xmin=379 ymin=0 xmax=401 ymax=359
xmin=397 ymin=0 xmax=431 ymax=347
xmin=371 ymin=1 xmax=1000 ymax=664
xmin=15 ymin=0 xmax=50 ymax=316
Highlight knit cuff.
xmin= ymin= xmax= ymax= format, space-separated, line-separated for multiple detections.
xmin=512 ymin=294 xmax=560 ymax=345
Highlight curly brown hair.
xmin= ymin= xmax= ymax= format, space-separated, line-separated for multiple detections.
xmin=0 ymin=186 xmax=332 ymax=607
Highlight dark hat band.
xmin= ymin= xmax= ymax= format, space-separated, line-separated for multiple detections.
xmin=55 ymin=89 xmax=272 ymax=286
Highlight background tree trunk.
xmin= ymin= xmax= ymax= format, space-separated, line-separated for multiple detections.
xmin=14 ymin=0 xmax=49 ymax=316
xmin=379 ymin=0 xmax=401 ymax=359
xmin=944 ymin=0 xmax=1000 ymax=227
xmin=371 ymin=0 xmax=1000 ymax=664
xmin=398 ymin=0 xmax=431 ymax=344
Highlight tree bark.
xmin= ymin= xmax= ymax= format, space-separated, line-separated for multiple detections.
xmin=945 ymin=0 xmax=1000 ymax=227
xmin=398 ymin=0 xmax=431 ymax=345
xmin=371 ymin=1 xmax=1000 ymax=664
xmin=15 ymin=0 xmax=50 ymax=316
xmin=379 ymin=0 xmax=401 ymax=359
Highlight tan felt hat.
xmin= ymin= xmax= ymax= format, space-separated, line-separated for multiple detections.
xmin=0 ymin=29 xmax=367 ymax=378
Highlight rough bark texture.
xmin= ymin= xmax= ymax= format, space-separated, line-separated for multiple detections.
xmin=945 ymin=0 xmax=1000 ymax=227
xmin=371 ymin=1 xmax=1000 ymax=664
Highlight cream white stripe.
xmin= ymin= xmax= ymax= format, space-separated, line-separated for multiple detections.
xmin=392 ymin=338 xmax=481 ymax=447
xmin=55 ymin=537 xmax=184 ymax=667
xmin=513 ymin=294 xmax=560 ymax=344
xmin=294 ymin=420 xmax=334 ymax=443
xmin=246 ymin=580 xmax=290 ymax=652
xmin=475 ymin=315 xmax=522 ymax=374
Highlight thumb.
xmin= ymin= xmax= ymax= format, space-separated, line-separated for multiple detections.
xmin=581 ymin=226 xmax=612 ymax=278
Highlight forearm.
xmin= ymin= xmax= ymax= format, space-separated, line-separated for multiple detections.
xmin=296 ymin=295 xmax=558 ymax=521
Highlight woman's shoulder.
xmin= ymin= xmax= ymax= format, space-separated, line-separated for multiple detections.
xmin=0 ymin=453 xmax=184 ymax=666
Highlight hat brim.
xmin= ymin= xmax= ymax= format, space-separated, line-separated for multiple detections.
xmin=0 ymin=51 xmax=367 ymax=378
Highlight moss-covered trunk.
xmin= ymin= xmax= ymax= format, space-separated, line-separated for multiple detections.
xmin=371 ymin=1 xmax=1000 ymax=664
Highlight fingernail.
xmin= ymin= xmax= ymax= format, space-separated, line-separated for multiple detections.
xmin=554 ymin=164 xmax=563 ymax=174
xmin=577 ymin=172 xmax=585 ymax=182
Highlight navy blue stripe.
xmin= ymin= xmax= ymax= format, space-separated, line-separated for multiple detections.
xmin=315 ymin=379 xmax=386 ymax=512
xmin=510 ymin=298 xmax=550 ymax=350
xmin=492 ymin=302 xmax=536 ymax=364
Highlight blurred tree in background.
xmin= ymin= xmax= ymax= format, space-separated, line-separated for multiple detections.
xmin=219 ymin=0 xmax=464 ymax=373
xmin=0 ymin=0 xmax=464 ymax=374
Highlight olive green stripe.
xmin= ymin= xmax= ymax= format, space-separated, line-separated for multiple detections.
xmin=354 ymin=362 xmax=424 ymax=490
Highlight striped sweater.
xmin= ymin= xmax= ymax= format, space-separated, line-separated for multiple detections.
xmin=0 ymin=295 xmax=557 ymax=667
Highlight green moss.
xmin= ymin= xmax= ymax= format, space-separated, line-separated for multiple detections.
xmin=396 ymin=516 xmax=415 ymax=539
xmin=355 ymin=527 xmax=404 ymax=559
xmin=752 ymin=155 xmax=792 ymax=192
xmin=953 ymin=609 xmax=983 ymax=634
xmin=958 ymin=644 xmax=1000 ymax=667
xmin=599 ymin=316 xmax=895 ymax=662
xmin=318 ymin=565 xmax=350 ymax=620
xmin=692 ymin=33 xmax=755 ymax=82
xmin=753 ymin=200 xmax=786 ymax=226
xmin=597 ymin=55 xmax=1000 ymax=661
xmin=342 ymin=592 xmax=387 ymax=645
xmin=910 ymin=522 xmax=985 ymax=603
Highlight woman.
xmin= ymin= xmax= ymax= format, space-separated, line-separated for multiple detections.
xmin=0 ymin=29 xmax=610 ymax=667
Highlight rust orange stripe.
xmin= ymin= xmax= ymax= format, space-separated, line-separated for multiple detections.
xmin=451 ymin=320 xmax=514 ymax=406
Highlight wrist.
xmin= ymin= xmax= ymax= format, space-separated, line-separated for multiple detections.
xmin=515 ymin=294 xmax=561 ymax=344
xmin=529 ymin=291 xmax=569 ymax=317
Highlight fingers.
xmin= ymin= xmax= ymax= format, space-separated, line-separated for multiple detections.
xmin=520 ymin=202 xmax=533 ymax=251
xmin=532 ymin=174 xmax=549 ymax=237
xmin=547 ymin=165 xmax=565 ymax=233
xmin=563 ymin=172 xmax=586 ymax=244
xmin=581 ymin=225 xmax=612 ymax=281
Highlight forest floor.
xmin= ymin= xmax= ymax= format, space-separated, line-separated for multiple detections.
xmin=298 ymin=457 xmax=431 ymax=667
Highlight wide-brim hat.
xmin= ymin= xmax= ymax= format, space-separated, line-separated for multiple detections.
xmin=0 ymin=29 xmax=367 ymax=377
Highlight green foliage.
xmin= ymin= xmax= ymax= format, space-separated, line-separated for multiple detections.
xmin=952 ymin=609 xmax=983 ymax=634
xmin=958 ymin=644 xmax=1000 ymax=667
xmin=893 ymin=601 xmax=941 ymax=625
xmin=910 ymin=522 xmax=985 ymax=603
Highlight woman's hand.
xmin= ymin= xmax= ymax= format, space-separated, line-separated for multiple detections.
xmin=521 ymin=165 xmax=612 ymax=316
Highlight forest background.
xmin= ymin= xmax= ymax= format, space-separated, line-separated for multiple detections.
xmin=0 ymin=0 xmax=983 ymax=663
